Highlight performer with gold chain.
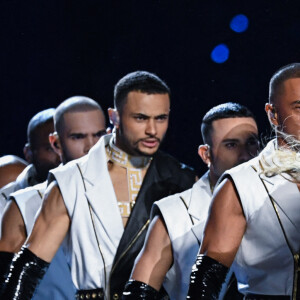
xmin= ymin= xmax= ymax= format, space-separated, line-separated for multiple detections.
xmin=0 ymin=71 xmax=196 ymax=300
xmin=186 ymin=64 xmax=300 ymax=299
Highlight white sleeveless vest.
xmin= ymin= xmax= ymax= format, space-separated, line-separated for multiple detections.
xmin=50 ymin=134 xmax=124 ymax=295
xmin=224 ymin=140 xmax=300 ymax=296
xmin=152 ymin=172 xmax=212 ymax=299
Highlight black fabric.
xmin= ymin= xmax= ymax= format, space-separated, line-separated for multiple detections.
xmin=0 ymin=247 xmax=49 ymax=300
xmin=0 ymin=251 xmax=14 ymax=291
xmin=187 ymin=254 xmax=229 ymax=300
xmin=109 ymin=150 xmax=196 ymax=299
xmin=76 ymin=288 xmax=104 ymax=299
xmin=122 ymin=280 xmax=160 ymax=299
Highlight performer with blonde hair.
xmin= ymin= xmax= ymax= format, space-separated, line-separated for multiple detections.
xmin=187 ymin=63 xmax=300 ymax=299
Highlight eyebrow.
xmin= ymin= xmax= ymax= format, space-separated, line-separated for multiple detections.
xmin=131 ymin=113 xmax=169 ymax=118
xmin=221 ymin=135 xmax=258 ymax=143
xmin=68 ymin=132 xmax=87 ymax=137
xmin=221 ymin=138 xmax=240 ymax=143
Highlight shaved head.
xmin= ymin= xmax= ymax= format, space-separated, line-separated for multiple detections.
xmin=0 ymin=155 xmax=28 ymax=188
xmin=54 ymin=96 xmax=105 ymax=136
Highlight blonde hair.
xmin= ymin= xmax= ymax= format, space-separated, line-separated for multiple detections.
xmin=259 ymin=128 xmax=300 ymax=182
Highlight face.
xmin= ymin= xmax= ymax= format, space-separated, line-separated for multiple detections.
xmin=115 ymin=91 xmax=170 ymax=156
xmin=271 ymin=78 xmax=300 ymax=142
xmin=209 ymin=117 xmax=259 ymax=180
xmin=31 ymin=122 xmax=60 ymax=181
xmin=58 ymin=110 xmax=106 ymax=163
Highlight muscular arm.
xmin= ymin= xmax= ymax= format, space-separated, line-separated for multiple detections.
xmin=200 ymin=177 xmax=247 ymax=267
xmin=0 ymin=200 xmax=26 ymax=252
xmin=25 ymin=180 xmax=70 ymax=262
xmin=130 ymin=215 xmax=173 ymax=291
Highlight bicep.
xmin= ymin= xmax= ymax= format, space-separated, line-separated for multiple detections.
xmin=200 ymin=178 xmax=246 ymax=267
xmin=26 ymin=181 xmax=70 ymax=262
xmin=131 ymin=215 xmax=173 ymax=291
xmin=0 ymin=200 xmax=26 ymax=252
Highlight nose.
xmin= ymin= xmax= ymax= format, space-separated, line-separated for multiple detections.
xmin=145 ymin=119 xmax=157 ymax=136
xmin=84 ymin=137 xmax=95 ymax=154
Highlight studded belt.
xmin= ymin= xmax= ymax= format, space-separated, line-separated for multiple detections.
xmin=76 ymin=288 xmax=104 ymax=299
xmin=245 ymin=294 xmax=289 ymax=300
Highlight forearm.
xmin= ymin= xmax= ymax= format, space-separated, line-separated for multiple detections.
xmin=187 ymin=254 xmax=229 ymax=300
xmin=0 ymin=247 xmax=49 ymax=300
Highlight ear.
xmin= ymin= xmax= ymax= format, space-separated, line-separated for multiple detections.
xmin=107 ymin=108 xmax=120 ymax=128
xmin=23 ymin=143 xmax=33 ymax=163
xmin=198 ymin=144 xmax=211 ymax=167
xmin=265 ymin=103 xmax=278 ymax=126
xmin=106 ymin=127 xmax=112 ymax=134
xmin=49 ymin=132 xmax=63 ymax=157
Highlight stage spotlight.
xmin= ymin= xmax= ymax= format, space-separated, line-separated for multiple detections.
xmin=230 ymin=14 xmax=249 ymax=33
xmin=211 ymin=44 xmax=229 ymax=64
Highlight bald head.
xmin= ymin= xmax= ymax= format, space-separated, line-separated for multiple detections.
xmin=54 ymin=96 xmax=105 ymax=136
xmin=0 ymin=155 xmax=28 ymax=188
xmin=51 ymin=96 xmax=107 ymax=163
xmin=27 ymin=108 xmax=55 ymax=149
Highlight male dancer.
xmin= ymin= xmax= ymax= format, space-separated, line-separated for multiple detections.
xmin=122 ymin=102 xmax=259 ymax=299
xmin=0 ymin=96 xmax=106 ymax=299
xmin=1 ymin=71 xmax=196 ymax=300
xmin=187 ymin=63 xmax=300 ymax=299
xmin=1 ymin=108 xmax=60 ymax=194
xmin=0 ymin=155 xmax=28 ymax=189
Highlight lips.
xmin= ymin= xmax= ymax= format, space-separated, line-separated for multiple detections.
xmin=141 ymin=138 xmax=160 ymax=148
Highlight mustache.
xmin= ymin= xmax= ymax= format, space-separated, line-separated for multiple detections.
xmin=136 ymin=137 xmax=161 ymax=144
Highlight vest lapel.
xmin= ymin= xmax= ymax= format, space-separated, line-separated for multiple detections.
xmin=261 ymin=174 xmax=300 ymax=251
xmin=81 ymin=135 xmax=124 ymax=249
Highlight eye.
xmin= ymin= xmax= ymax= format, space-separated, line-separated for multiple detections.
xmin=95 ymin=130 xmax=106 ymax=138
xmin=70 ymin=134 xmax=84 ymax=140
xmin=247 ymin=137 xmax=259 ymax=147
xmin=156 ymin=115 xmax=168 ymax=121
xmin=225 ymin=142 xmax=237 ymax=149
xmin=134 ymin=115 xmax=147 ymax=121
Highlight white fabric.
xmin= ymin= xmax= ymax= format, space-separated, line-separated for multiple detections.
xmin=225 ymin=139 xmax=300 ymax=297
xmin=152 ymin=172 xmax=212 ymax=300
xmin=10 ymin=182 xmax=46 ymax=236
xmin=2 ymin=180 xmax=75 ymax=299
xmin=50 ymin=134 xmax=124 ymax=295
xmin=0 ymin=182 xmax=16 ymax=229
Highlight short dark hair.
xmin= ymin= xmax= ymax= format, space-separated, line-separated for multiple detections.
xmin=27 ymin=108 xmax=55 ymax=148
xmin=55 ymin=96 xmax=103 ymax=136
xmin=201 ymin=102 xmax=255 ymax=145
xmin=113 ymin=71 xmax=170 ymax=112
xmin=269 ymin=63 xmax=300 ymax=104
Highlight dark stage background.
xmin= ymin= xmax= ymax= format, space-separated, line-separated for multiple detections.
xmin=1 ymin=0 xmax=300 ymax=175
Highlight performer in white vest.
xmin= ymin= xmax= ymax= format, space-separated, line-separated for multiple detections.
xmin=0 ymin=96 xmax=107 ymax=300
xmin=0 ymin=108 xmax=60 ymax=205
xmin=187 ymin=63 xmax=300 ymax=299
xmin=1 ymin=71 xmax=196 ymax=300
xmin=122 ymin=102 xmax=260 ymax=299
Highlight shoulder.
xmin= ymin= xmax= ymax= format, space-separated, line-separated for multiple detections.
xmin=10 ymin=181 xmax=46 ymax=203
xmin=0 ymin=181 xmax=17 ymax=200
xmin=152 ymin=187 xmax=192 ymax=220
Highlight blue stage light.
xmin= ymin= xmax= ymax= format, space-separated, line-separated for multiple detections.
xmin=230 ymin=14 xmax=249 ymax=33
xmin=211 ymin=44 xmax=229 ymax=64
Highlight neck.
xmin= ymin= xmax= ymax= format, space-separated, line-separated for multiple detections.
xmin=208 ymin=170 xmax=218 ymax=192
xmin=107 ymin=135 xmax=152 ymax=168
